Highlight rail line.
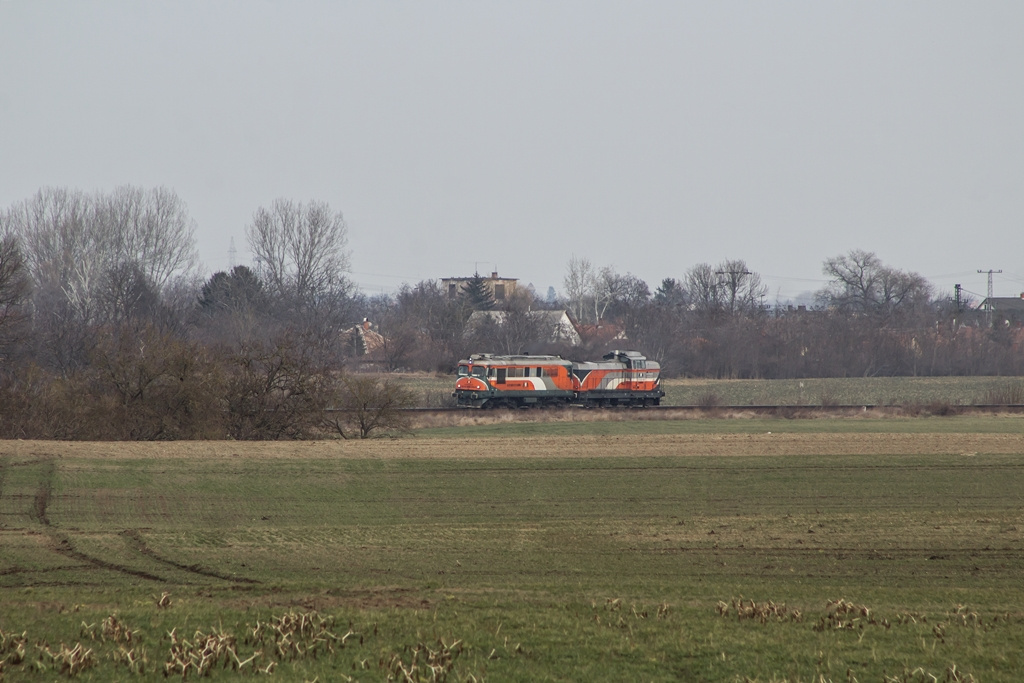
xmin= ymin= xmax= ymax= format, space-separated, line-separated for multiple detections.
xmin=326 ymin=404 xmax=1024 ymax=418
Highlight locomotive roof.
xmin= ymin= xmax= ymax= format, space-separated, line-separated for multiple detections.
xmin=465 ymin=353 xmax=568 ymax=363
xmin=603 ymin=350 xmax=646 ymax=361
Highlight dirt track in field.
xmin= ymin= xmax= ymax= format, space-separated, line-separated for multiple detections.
xmin=1 ymin=432 xmax=1021 ymax=461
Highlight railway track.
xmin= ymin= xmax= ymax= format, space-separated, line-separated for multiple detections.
xmin=327 ymin=404 xmax=1024 ymax=419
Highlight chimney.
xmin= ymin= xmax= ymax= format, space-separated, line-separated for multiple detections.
xmin=362 ymin=318 xmax=371 ymax=331
xmin=491 ymin=271 xmax=498 ymax=279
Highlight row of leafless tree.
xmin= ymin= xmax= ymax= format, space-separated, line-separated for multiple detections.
xmin=359 ymin=273 xmax=1020 ymax=379
xmin=0 ymin=186 xmax=1019 ymax=440
xmin=358 ymin=251 xmax=1017 ymax=379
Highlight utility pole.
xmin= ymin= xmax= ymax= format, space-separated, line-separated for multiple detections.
xmin=977 ymin=269 xmax=1002 ymax=325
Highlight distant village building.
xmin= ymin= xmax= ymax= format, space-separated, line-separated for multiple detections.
xmin=979 ymin=294 xmax=1024 ymax=326
xmin=441 ymin=272 xmax=518 ymax=302
xmin=341 ymin=319 xmax=386 ymax=358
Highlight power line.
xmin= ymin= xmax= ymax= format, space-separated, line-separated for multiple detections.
xmin=977 ymin=268 xmax=1002 ymax=324
xmin=977 ymin=269 xmax=1002 ymax=301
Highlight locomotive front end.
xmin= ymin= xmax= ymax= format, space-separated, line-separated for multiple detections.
xmin=454 ymin=358 xmax=494 ymax=408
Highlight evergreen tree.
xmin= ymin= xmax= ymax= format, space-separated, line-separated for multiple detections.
xmin=654 ymin=278 xmax=688 ymax=308
xmin=459 ymin=272 xmax=495 ymax=311
xmin=198 ymin=265 xmax=267 ymax=315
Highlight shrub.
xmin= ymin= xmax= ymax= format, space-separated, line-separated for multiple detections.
xmin=325 ymin=375 xmax=417 ymax=439
xmin=221 ymin=333 xmax=337 ymax=440
xmin=88 ymin=324 xmax=226 ymax=440
xmin=695 ymin=390 xmax=722 ymax=408
xmin=0 ymin=364 xmax=93 ymax=439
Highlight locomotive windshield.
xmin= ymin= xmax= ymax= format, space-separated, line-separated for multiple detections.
xmin=471 ymin=366 xmax=487 ymax=378
xmin=457 ymin=365 xmax=469 ymax=376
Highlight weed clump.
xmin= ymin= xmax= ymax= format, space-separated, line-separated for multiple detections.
xmin=382 ymin=638 xmax=464 ymax=682
xmin=716 ymin=597 xmax=803 ymax=623
xmin=813 ymin=598 xmax=879 ymax=631
xmin=883 ymin=663 xmax=976 ymax=682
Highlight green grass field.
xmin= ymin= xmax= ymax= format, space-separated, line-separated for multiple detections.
xmin=661 ymin=376 xmax=1024 ymax=407
xmin=1 ymin=419 xmax=1023 ymax=681
xmin=400 ymin=373 xmax=1024 ymax=408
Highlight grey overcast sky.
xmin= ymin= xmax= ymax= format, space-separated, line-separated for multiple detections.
xmin=2 ymin=1 xmax=1022 ymax=303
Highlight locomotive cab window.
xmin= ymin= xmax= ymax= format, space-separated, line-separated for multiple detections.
xmin=458 ymin=365 xmax=469 ymax=376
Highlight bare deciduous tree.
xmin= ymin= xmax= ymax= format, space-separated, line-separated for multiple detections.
xmin=818 ymin=250 xmax=932 ymax=317
xmin=221 ymin=333 xmax=337 ymax=440
xmin=716 ymin=259 xmax=767 ymax=315
xmin=598 ymin=270 xmax=650 ymax=322
xmin=89 ymin=323 xmax=223 ymax=440
xmin=592 ymin=266 xmax=624 ymax=322
xmin=684 ymin=260 xmax=766 ymax=315
xmin=325 ymin=375 xmax=416 ymax=439
xmin=100 ymin=185 xmax=199 ymax=291
xmin=8 ymin=188 xmax=104 ymax=328
xmin=9 ymin=187 xmax=198 ymax=309
xmin=368 ymin=297 xmax=420 ymax=372
xmin=393 ymin=280 xmax=468 ymax=371
xmin=1 ymin=187 xmax=201 ymax=370
xmin=562 ymin=259 xmax=649 ymax=325
xmin=685 ymin=263 xmax=722 ymax=314
xmin=563 ymin=255 xmax=594 ymax=323
xmin=246 ymin=198 xmax=350 ymax=303
xmin=467 ymin=288 xmax=552 ymax=355
xmin=0 ymin=233 xmax=31 ymax=356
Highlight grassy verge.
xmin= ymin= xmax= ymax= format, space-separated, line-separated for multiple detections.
xmin=394 ymin=373 xmax=1024 ymax=408
xmin=1 ymin=426 xmax=1022 ymax=681
xmin=661 ymin=376 xmax=1024 ymax=407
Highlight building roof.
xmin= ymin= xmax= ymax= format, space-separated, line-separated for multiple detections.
xmin=982 ymin=296 xmax=1024 ymax=312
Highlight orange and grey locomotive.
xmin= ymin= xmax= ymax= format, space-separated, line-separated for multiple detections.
xmin=454 ymin=350 xmax=664 ymax=408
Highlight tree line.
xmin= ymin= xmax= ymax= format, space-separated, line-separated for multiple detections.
xmin=552 ymin=251 xmax=1013 ymax=380
xmin=0 ymin=186 xmax=1019 ymax=439
xmin=0 ymin=187 xmax=411 ymax=440
xmin=366 ymin=253 xmax=1019 ymax=381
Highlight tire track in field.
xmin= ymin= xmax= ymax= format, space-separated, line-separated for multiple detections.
xmin=0 ymin=453 xmax=8 ymax=502
xmin=119 ymin=529 xmax=259 ymax=584
xmin=27 ymin=455 xmax=168 ymax=583
xmin=29 ymin=455 xmax=55 ymax=525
